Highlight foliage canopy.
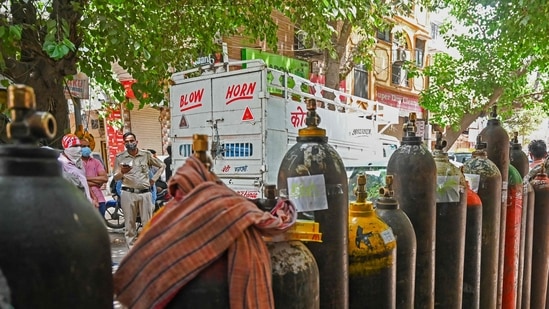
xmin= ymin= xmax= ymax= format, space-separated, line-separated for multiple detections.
xmin=420 ymin=0 xmax=549 ymax=142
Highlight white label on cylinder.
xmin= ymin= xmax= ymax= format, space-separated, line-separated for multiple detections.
xmin=501 ymin=181 xmax=508 ymax=205
xmin=380 ymin=229 xmax=396 ymax=244
xmin=287 ymin=174 xmax=329 ymax=212
xmin=464 ymin=173 xmax=481 ymax=193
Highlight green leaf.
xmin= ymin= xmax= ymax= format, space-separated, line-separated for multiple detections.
xmin=8 ymin=25 xmax=22 ymax=40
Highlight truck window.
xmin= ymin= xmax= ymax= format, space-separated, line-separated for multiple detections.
xmin=222 ymin=142 xmax=253 ymax=158
xmin=179 ymin=144 xmax=192 ymax=157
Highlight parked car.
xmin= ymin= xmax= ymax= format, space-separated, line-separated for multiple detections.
xmin=448 ymin=149 xmax=473 ymax=164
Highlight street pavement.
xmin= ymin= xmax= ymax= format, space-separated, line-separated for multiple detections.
xmin=110 ymin=228 xmax=128 ymax=309
xmin=110 ymin=228 xmax=128 ymax=266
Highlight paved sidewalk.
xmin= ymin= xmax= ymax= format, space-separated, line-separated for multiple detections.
xmin=110 ymin=229 xmax=128 ymax=309
xmin=110 ymin=229 xmax=128 ymax=266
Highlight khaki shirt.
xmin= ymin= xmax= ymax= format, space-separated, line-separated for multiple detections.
xmin=114 ymin=149 xmax=165 ymax=190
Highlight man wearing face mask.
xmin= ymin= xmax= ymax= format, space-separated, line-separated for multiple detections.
xmin=113 ymin=132 xmax=165 ymax=247
xmin=81 ymin=138 xmax=108 ymax=217
xmin=59 ymin=133 xmax=93 ymax=204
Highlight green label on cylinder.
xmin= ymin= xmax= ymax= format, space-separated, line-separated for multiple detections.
xmin=436 ymin=175 xmax=460 ymax=203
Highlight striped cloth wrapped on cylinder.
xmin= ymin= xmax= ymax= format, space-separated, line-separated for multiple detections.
xmin=113 ymin=156 xmax=296 ymax=309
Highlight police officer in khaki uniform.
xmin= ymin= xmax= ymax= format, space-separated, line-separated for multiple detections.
xmin=113 ymin=132 xmax=165 ymax=247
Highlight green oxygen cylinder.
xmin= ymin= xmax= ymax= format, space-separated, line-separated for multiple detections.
xmin=386 ymin=112 xmax=437 ymax=309
xmin=463 ymin=135 xmax=502 ymax=309
xmin=432 ymin=132 xmax=467 ymax=309
xmin=0 ymin=85 xmax=113 ymax=308
xmin=278 ymin=99 xmax=348 ymax=309
xmin=479 ymin=105 xmax=509 ymax=308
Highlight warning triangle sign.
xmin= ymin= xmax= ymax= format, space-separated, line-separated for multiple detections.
xmin=242 ymin=106 xmax=255 ymax=121
xmin=179 ymin=115 xmax=189 ymax=128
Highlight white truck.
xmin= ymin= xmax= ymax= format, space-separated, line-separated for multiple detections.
xmin=169 ymin=60 xmax=400 ymax=198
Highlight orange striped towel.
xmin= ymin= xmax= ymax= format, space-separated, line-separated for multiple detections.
xmin=113 ymin=156 xmax=296 ymax=309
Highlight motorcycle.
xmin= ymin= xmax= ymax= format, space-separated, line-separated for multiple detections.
xmin=104 ymin=179 xmax=170 ymax=229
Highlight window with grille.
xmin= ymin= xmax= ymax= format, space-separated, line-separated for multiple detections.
xmin=354 ymin=64 xmax=368 ymax=99
xmin=430 ymin=22 xmax=440 ymax=40
xmin=391 ymin=64 xmax=409 ymax=87
xmin=415 ymin=39 xmax=426 ymax=67
xmin=179 ymin=144 xmax=192 ymax=157
xmin=222 ymin=142 xmax=253 ymax=158
xmin=376 ymin=29 xmax=391 ymax=42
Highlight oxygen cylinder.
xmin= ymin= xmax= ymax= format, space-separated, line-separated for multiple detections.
xmin=479 ymin=105 xmax=509 ymax=308
xmin=376 ymin=175 xmax=417 ymax=309
xmin=509 ymin=132 xmax=529 ymax=309
xmin=258 ymin=185 xmax=321 ymax=309
xmin=349 ymin=174 xmax=396 ymax=309
xmin=278 ymin=99 xmax=348 ymax=309
xmin=463 ymin=135 xmax=502 ymax=309
xmin=502 ymin=165 xmax=523 ymax=309
xmin=528 ymin=164 xmax=549 ymax=309
xmin=386 ymin=112 xmax=436 ymax=308
xmin=432 ymin=132 xmax=467 ymax=309
xmin=509 ymin=132 xmax=529 ymax=178
xmin=520 ymin=182 xmax=534 ymax=309
xmin=166 ymin=134 xmax=230 ymax=308
xmin=0 ymin=85 xmax=113 ymax=308
xmin=463 ymin=181 xmax=482 ymax=309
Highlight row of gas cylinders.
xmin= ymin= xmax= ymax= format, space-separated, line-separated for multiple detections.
xmin=2 ymin=86 xmax=549 ymax=309
xmin=269 ymin=103 xmax=549 ymax=309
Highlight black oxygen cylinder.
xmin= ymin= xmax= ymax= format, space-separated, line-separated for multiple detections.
xmin=256 ymin=185 xmax=320 ymax=309
xmin=509 ymin=132 xmax=529 ymax=178
xmin=463 ymin=181 xmax=482 ymax=309
xmin=278 ymin=99 xmax=348 ymax=309
xmin=520 ymin=182 xmax=534 ymax=309
xmin=386 ymin=112 xmax=437 ymax=309
xmin=479 ymin=105 xmax=509 ymax=308
xmin=376 ymin=175 xmax=417 ymax=309
xmin=528 ymin=164 xmax=549 ymax=309
xmin=509 ymin=132 xmax=529 ymax=309
xmin=463 ymin=135 xmax=502 ymax=309
xmin=432 ymin=132 xmax=467 ymax=309
xmin=0 ymin=85 xmax=113 ymax=308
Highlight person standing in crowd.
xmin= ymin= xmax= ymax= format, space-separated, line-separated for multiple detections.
xmin=58 ymin=133 xmax=93 ymax=204
xmin=81 ymin=138 xmax=108 ymax=217
xmin=528 ymin=139 xmax=547 ymax=169
xmin=113 ymin=132 xmax=165 ymax=247
xmin=164 ymin=145 xmax=172 ymax=181
xmin=146 ymin=149 xmax=159 ymax=202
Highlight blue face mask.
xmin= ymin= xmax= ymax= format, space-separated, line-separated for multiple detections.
xmin=81 ymin=146 xmax=92 ymax=158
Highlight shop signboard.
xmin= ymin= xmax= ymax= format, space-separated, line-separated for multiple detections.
xmin=375 ymin=87 xmax=423 ymax=117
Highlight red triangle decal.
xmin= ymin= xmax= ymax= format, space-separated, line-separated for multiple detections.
xmin=242 ymin=106 xmax=255 ymax=121
xmin=179 ymin=115 xmax=189 ymax=128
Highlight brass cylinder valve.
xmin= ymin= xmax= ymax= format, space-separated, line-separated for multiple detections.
xmin=6 ymin=85 xmax=56 ymax=143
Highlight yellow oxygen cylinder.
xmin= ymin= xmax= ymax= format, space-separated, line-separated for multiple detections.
xmin=349 ymin=173 xmax=397 ymax=309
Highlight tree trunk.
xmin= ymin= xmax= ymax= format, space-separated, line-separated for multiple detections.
xmin=444 ymin=87 xmax=504 ymax=148
xmin=444 ymin=111 xmax=483 ymax=148
xmin=8 ymin=58 xmax=70 ymax=149
xmin=323 ymin=21 xmax=352 ymax=109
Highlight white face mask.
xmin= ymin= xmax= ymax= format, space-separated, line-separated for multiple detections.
xmin=65 ymin=146 xmax=82 ymax=161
